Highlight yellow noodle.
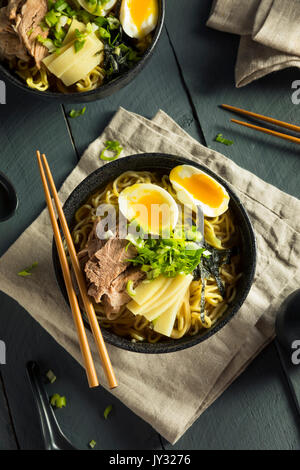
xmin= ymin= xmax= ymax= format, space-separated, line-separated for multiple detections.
xmin=71 ymin=171 xmax=242 ymax=343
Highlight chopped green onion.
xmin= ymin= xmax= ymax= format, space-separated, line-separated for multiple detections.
xmin=89 ymin=440 xmax=96 ymax=449
xmin=104 ymin=404 xmax=113 ymax=419
xmin=98 ymin=26 xmax=110 ymax=40
xmin=17 ymin=262 xmax=38 ymax=277
xmin=215 ymin=133 xmax=234 ymax=146
xmin=100 ymin=140 xmax=123 ymax=161
xmin=126 ymin=280 xmax=136 ymax=297
xmin=69 ymin=107 xmax=86 ymax=118
xmin=54 ymin=0 xmax=68 ymax=12
xmin=50 ymin=393 xmax=66 ymax=408
xmin=37 ymin=35 xmax=56 ymax=52
xmin=107 ymin=15 xmax=120 ymax=30
xmin=27 ymin=28 xmax=33 ymax=37
xmin=74 ymin=39 xmax=85 ymax=52
xmin=45 ymin=9 xmax=59 ymax=27
xmin=46 ymin=370 xmax=57 ymax=384
xmin=127 ymin=229 xmax=208 ymax=280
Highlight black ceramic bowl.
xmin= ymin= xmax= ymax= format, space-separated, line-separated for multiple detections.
xmin=0 ymin=0 xmax=165 ymax=104
xmin=0 ymin=171 xmax=18 ymax=222
xmin=52 ymin=153 xmax=256 ymax=353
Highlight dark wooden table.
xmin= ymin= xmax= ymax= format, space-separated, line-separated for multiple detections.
xmin=0 ymin=0 xmax=300 ymax=450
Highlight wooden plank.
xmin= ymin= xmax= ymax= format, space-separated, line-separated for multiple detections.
xmin=0 ymin=79 xmax=77 ymax=256
xmin=165 ymin=0 xmax=300 ymax=200
xmin=0 ymin=374 xmax=18 ymax=450
xmin=163 ymin=342 xmax=300 ymax=450
xmin=64 ymin=27 xmax=204 ymax=157
xmin=163 ymin=0 xmax=300 ymax=449
xmin=0 ymin=292 xmax=162 ymax=450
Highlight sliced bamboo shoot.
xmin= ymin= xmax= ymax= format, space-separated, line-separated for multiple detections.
xmin=130 ymin=275 xmax=169 ymax=306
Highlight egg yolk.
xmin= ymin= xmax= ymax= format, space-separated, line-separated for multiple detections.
xmin=127 ymin=0 xmax=157 ymax=31
xmin=134 ymin=192 xmax=170 ymax=231
xmin=173 ymin=172 xmax=226 ymax=208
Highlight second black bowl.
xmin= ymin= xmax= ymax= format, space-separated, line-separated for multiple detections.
xmin=0 ymin=0 xmax=165 ymax=104
xmin=52 ymin=153 xmax=256 ymax=353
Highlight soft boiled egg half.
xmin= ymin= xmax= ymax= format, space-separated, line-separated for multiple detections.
xmin=120 ymin=0 xmax=159 ymax=39
xmin=119 ymin=183 xmax=178 ymax=235
xmin=77 ymin=0 xmax=118 ymax=16
xmin=169 ymin=165 xmax=230 ymax=217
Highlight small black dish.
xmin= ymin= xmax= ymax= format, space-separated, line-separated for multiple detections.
xmin=52 ymin=153 xmax=257 ymax=354
xmin=0 ymin=171 xmax=18 ymax=222
xmin=0 ymin=0 xmax=165 ymax=104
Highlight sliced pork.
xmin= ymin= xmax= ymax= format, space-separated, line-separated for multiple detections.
xmin=15 ymin=0 xmax=48 ymax=68
xmin=102 ymin=267 xmax=146 ymax=318
xmin=85 ymin=236 xmax=137 ymax=303
xmin=0 ymin=0 xmax=49 ymax=67
xmin=0 ymin=7 xmax=28 ymax=61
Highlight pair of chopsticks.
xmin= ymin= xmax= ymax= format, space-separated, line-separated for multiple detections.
xmin=222 ymin=104 xmax=300 ymax=144
xmin=36 ymin=151 xmax=117 ymax=390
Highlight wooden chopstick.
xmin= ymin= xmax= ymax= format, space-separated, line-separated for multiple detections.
xmin=36 ymin=151 xmax=99 ymax=388
xmin=221 ymin=104 xmax=300 ymax=133
xmin=37 ymin=151 xmax=118 ymax=389
xmin=231 ymin=119 xmax=300 ymax=144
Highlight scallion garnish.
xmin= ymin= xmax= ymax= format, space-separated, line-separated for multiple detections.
xmin=69 ymin=107 xmax=86 ymax=118
xmin=100 ymin=140 xmax=123 ymax=161
xmin=17 ymin=262 xmax=38 ymax=277
xmin=215 ymin=133 xmax=234 ymax=146
xmin=126 ymin=280 xmax=136 ymax=297
xmin=104 ymin=404 xmax=113 ymax=419
xmin=46 ymin=370 xmax=57 ymax=384
xmin=50 ymin=393 xmax=66 ymax=408
xmin=89 ymin=439 xmax=96 ymax=449
xmin=126 ymin=227 xmax=209 ymax=280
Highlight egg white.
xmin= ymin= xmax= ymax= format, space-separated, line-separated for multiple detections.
xmin=119 ymin=183 xmax=179 ymax=235
xmin=77 ymin=0 xmax=118 ymax=17
xmin=169 ymin=165 xmax=230 ymax=218
xmin=120 ymin=0 xmax=158 ymax=39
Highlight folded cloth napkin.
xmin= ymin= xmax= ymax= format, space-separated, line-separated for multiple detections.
xmin=0 ymin=108 xmax=300 ymax=444
xmin=207 ymin=0 xmax=300 ymax=87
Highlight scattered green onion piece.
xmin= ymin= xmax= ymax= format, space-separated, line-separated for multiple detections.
xmin=126 ymin=280 xmax=136 ymax=297
xmin=69 ymin=107 xmax=86 ymax=118
xmin=89 ymin=439 xmax=96 ymax=449
xmin=50 ymin=393 xmax=66 ymax=408
xmin=17 ymin=262 xmax=38 ymax=277
xmin=27 ymin=28 xmax=33 ymax=37
xmin=46 ymin=370 xmax=57 ymax=384
xmin=215 ymin=133 xmax=234 ymax=146
xmin=100 ymin=140 xmax=123 ymax=161
xmin=104 ymin=404 xmax=113 ymax=419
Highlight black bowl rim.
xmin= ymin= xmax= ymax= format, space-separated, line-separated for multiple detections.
xmin=0 ymin=170 xmax=18 ymax=221
xmin=0 ymin=0 xmax=165 ymax=102
xmin=52 ymin=153 xmax=257 ymax=354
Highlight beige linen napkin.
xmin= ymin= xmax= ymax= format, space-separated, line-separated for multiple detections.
xmin=207 ymin=0 xmax=300 ymax=87
xmin=0 ymin=108 xmax=300 ymax=444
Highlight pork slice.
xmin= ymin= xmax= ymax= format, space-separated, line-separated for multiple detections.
xmin=0 ymin=7 xmax=28 ymax=61
xmin=6 ymin=0 xmax=24 ymax=20
xmin=85 ymin=238 xmax=137 ymax=303
xmin=102 ymin=267 xmax=146 ymax=318
xmin=86 ymin=218 xmax=107 ymax=259
xmin=15 ymin=0 xmax=48 ymax=68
